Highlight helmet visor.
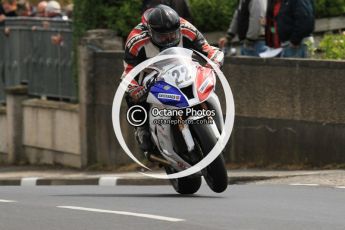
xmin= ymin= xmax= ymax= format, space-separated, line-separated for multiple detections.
xmin=151 ymin=28 xmax=181 ymax=48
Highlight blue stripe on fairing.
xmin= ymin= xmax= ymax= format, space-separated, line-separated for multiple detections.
xmin=150 ymin=81 xmax=189 ymax=108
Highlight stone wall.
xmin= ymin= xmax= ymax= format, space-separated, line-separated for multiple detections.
xmin=223 ymin=57 xmax=345 ymax=166
xmin=79 ymin=50 xmax=142 ymax=166
xmin=22 ymin=99 xmax=81 ymax=167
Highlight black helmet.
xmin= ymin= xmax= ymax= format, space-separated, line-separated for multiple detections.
xmin=147 ymin=4 xmax=181 ymax=48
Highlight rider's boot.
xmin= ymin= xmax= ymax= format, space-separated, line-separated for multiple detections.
xmin=135 ymin=125 xmax=153 ymax=159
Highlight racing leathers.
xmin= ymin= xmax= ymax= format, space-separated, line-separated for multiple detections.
xmin=121 ymin=15 xmax=224 ymax=153
xmin=122 ymin=16 xmax=224 ymax=102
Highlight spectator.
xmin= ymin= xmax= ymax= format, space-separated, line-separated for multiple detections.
xmin=64 ymin=3 xmax=73 ymax=19
xmin=0 ymin=0 xmax=17 ymax=24
xmin=277 ymin=0 xmax=315 ymax=58
xmin=45 ymin=0 xmax=62 ymax=19
xmin=34 ymin=1 xmax=47 ymax=17
xmin=142 ymin=0 xmax=193 ymax=22
xmin=265 ymin=0 xmax=281 ymax=48
xmin=17 ymin=0 xmax=33 ymax=16
xmin=219 ymin=0 xmax=268 ymax=57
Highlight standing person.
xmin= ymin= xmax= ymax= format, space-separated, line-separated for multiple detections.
xmin=45 ymin=0 xmax=62 ymax=19
xmin=0 ymin=0 xmax=17 ymax=24
xmin=277 ymin=0 xmax=315 ymax=58
xmin=34 ymin=1 xmax=47 ymax=17
xmin=64 ymin=3 xmax=73 ymax=19
xmin=265 ymin=0 xmax=281 ymax=48
xmin=17 ymin=0 xmax=33 ymax=16
xmin=142 ymin=0 xmax=193 ymax=22
xmin=218 ymin=0 xmax=268 ymax=57
xmin=122 ymin=4 xmax=223 ymax=154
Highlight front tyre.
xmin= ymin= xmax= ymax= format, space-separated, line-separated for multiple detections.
xmin=191 ymin=123 xmax=228 ymax=193
xmin=165 ymin=167 xmax=202 ymax=195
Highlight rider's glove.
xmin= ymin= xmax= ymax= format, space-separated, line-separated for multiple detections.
xmin=206 ymin=49 xmax=224 ymax=69
xmin=205 ymin=59 xmax=222 ymax=69
xmin=128 ymin=84 xmax=148 ymax=103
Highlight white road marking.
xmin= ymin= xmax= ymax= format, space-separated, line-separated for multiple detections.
xmin=57 ymin=206 xmax=185 ymax=222
xmin=290 ymin=183 xmax=320 ymax=187
xmin=0 ymin=199 xmax=17 ymax=203
xmin=21 ymin=177 xmax=40 ymax=186
xmin=335 ymin=186 xmax=345 ymax=189
xmin=98 ymin=177 xmax=119 ymax=186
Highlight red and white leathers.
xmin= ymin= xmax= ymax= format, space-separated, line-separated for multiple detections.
xmin=122 ymin=13 xmax=224 ymax=102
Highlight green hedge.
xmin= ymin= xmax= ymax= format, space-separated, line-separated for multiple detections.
xmin=73 ymin=0 xmax=345 ymax=38
xmin=189 ymin=0 xmax=237 ymax=32
xmin=73 ymin=0 xmax=141 ymax=39
xmin=315 ymin=0 xmax=345 ymax=18
xmin=319 ymin=32 xmax=345 ymax=60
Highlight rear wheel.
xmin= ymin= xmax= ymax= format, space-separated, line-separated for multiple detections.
xmin=165 ymin=167 xmax=202 ymax=195
xmin=191 ymin=123 xmax=228 ymax=193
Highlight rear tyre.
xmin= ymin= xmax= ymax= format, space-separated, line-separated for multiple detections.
xmin=191 ymin=123 xmax=228 ymax=193
xmin=165 ymin=167 xmax=202 ymax=195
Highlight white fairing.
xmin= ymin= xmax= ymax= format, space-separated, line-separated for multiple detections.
xmin=149 ymin=105 xmax=193 ymax=171
xmin=146 ymin=47 xmax=224 ymax=172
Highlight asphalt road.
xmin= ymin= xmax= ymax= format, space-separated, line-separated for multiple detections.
xmin=0 ymin=185 xmax=344 ymax=230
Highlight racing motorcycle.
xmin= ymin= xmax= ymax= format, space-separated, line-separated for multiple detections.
xmin=142 ymin=47 xmax=228 ymax=194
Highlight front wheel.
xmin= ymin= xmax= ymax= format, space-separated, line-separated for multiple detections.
xmin=165 ymin=167 xmax=202 ymax=195
xmin=191 ymin=123 xmax=228 ymax=193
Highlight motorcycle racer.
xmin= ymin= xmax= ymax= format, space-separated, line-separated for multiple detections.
xmin=121 ymin=4 xmax=224 ymax=154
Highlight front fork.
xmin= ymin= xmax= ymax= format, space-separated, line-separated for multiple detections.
xmin=176 ymin=102 xmax=217 ymax=153
xmin=177 ymin=115 xmax=195 ymax=152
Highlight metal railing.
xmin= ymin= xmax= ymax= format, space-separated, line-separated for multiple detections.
xmin=0 ymin=17 xmax=76 ymax=103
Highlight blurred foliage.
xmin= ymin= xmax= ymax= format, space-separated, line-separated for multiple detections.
xmin=319 ymin=32 xmax=345 ymax=60
xmin=100 ymin=0 xmax=142 ymax=37
xmin=189 ymin=0 xmax=237 ymax=32
xmin=315 ymin=0 xmax=345 ymax=18
xmin=73 ymin=0 xmax=141 ymax=39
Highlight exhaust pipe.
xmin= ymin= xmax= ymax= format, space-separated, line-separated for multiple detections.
xmin=146 ymin=152 xmax=172 ymax=167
